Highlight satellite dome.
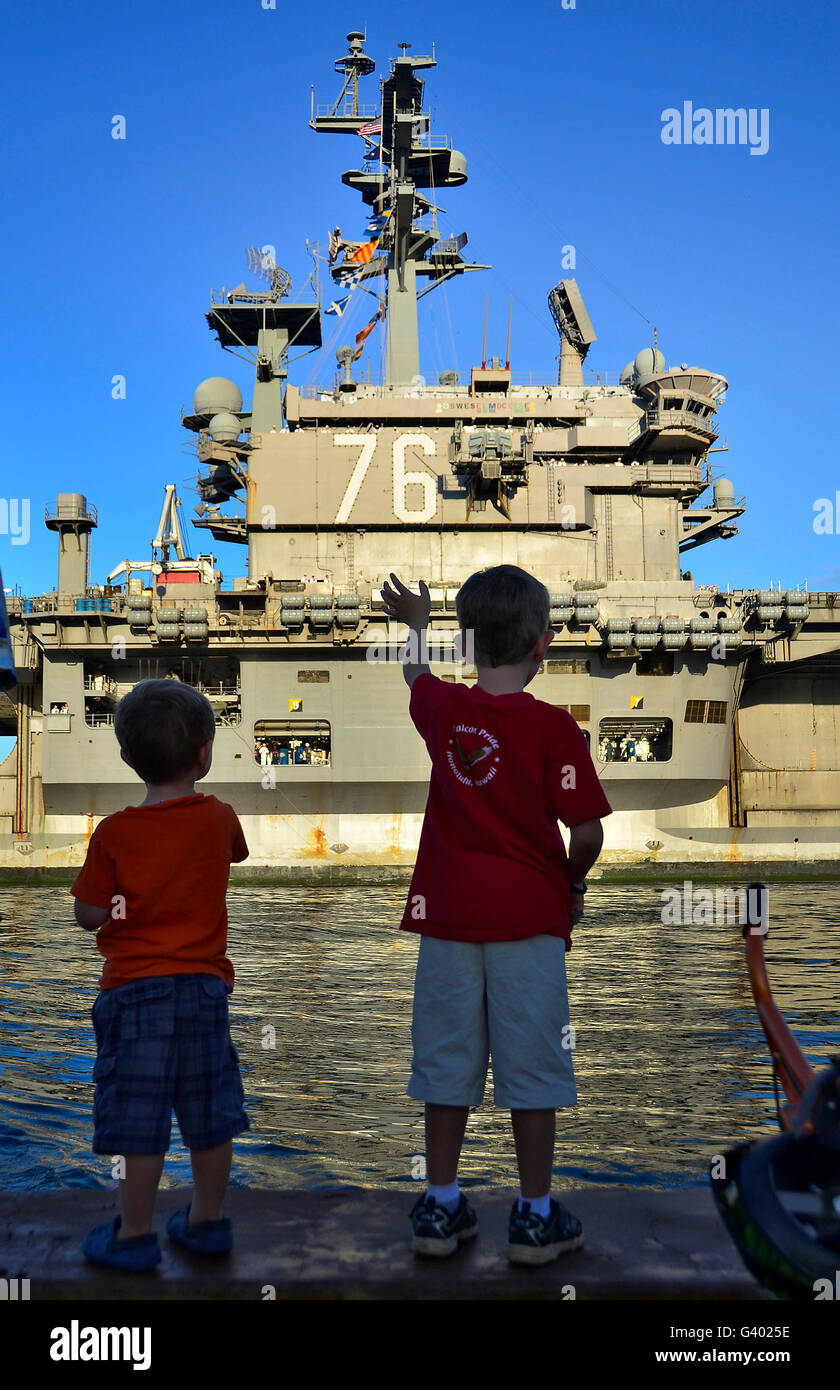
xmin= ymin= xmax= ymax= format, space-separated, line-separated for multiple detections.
xmin=619 ymin=361 xmax=636 ymax=386
xmin=713 ymin=477 xmax=735 ymax=507
xmin=193 ymin=377 xmax=242 ymax=416
xmin=634 ymin=348 xmax=665 ymax=379
xmin=207 ymin=411 xmax=241 ymax=443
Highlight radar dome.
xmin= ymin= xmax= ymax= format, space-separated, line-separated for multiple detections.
xmin=619 ymin=361 xmax=636 ymax=386
xmin=634 ymin=348 xmax=665 ymax=379
xmin=713 ymin=477 xmax=735 ymax=507
xmin=193 ymin=377 xmax=242 ymax=416
xmin=208 ymin=412 xmax=241 ymax=443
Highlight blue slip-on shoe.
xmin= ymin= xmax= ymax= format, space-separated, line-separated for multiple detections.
xmin=166 ymin=1205 xmax=233 ymax=1256
xmin=508 ymin=1197 xmax=583 ymax=1266
xmin=410 ymin=1193 xmax=478 ymax=1257
xmin=82 ymin=1217 xmax=161 ymax=1273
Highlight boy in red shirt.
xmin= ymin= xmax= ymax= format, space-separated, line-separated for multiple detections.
xmin=381 ymin=565 xmax=611 ymax=1264
xmin=71 ymin=678 xmax=249 ymax=1271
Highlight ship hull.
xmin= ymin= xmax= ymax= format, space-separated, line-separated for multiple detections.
xmin=3 ymin=632 xmax=839 ymax=872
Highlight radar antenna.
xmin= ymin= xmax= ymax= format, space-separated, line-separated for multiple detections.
xmin=548 ymin=278 xmax=597 ymax=387
xmin=246 ymin=247 xmax=292 ymax=300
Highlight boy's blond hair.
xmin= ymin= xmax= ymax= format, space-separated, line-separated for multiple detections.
xmin=114 ymin=678 xmax=215 ymax=784
xmin=455 ymin=564 xmax=551 ymax=667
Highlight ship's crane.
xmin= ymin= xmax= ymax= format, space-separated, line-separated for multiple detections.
xmin=107 ymin=485 xmax=215 ymax=585
xmin=151 ymin=484 xmax=188 ymax=565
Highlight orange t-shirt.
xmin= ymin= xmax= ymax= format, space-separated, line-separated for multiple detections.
xmin=70 ymin=794 xmax=249 ymax=990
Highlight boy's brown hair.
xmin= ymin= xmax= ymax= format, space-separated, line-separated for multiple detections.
xmin=114 ymin=678 xmax=215 ymax=784
xmin=455 ymin=564 xmax=551 ymax=667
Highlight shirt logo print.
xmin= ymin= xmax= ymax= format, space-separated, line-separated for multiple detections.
xmin=446 ymin=724 xmax=501 ymax=787
xmin=454 ymin=735 xmax=492 ymax=772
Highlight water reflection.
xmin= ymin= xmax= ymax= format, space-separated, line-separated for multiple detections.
xmin=1 ymin=882 xmax=838 ymax=1193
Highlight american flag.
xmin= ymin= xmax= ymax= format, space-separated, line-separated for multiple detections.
xmin=359 ymin=117 xmax=382 ymax=140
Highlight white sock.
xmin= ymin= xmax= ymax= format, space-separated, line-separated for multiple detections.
xmin=519 ymin=1191 xmax=551 ymax=1219
xmin=427 ymin=1181 xmax=460 ymax=1211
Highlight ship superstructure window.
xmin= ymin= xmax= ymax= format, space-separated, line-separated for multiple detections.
xmin=298 ymin=670 xmax=330 ymax=683
xmin=254 ymin=719 xmax=331 ymax=767
xmin=635 ymin=651 xmax=674 ymax=676
xmin=684 ymin=699 xmax=727 ymax=724
xmin=82 ymin=660 xmax=241 ymax=727
xmin=545 ymin=659 xmax=591 ymax=674
xmin=597 ymin=716 xmax=672 ymax=763
xmin=553 ymin=703 xmax=591 ymax=723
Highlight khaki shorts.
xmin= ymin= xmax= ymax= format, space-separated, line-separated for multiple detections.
xmin=407 ymin=934 xmax=577 ymax=1110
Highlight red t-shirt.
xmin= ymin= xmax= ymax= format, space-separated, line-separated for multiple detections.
xmin=70 ymin=794 xmax=248 ymax=990
xmin=400 ymin=673 xmax=612 ymax=946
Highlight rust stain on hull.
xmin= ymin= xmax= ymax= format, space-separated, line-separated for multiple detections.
xmin=385 ymin=813 xmax=403 ymax=856
xmin=305 ymin=823 xmax=329 ymax=857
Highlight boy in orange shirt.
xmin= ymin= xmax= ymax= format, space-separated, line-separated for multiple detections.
xmin=71 ymin=678 xmax=249 ymax=1271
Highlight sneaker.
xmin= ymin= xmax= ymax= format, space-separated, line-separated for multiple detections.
xmin=410 ymin=1193 xmax=478 ymax=1257
xmin=82 ymin=1217 xmax=161 ymax=1273
xmin=166 ymin=1205 xmax=233 ymax=1256
xmin=508 ymin=1197 xmax=583 ymax=1265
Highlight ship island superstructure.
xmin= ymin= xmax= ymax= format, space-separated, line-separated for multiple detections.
xmin=3 ymin=31 xmax=840 ymax=871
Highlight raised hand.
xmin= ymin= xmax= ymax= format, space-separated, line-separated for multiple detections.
xmin=380 ymin=573 xmax=431 ymax=628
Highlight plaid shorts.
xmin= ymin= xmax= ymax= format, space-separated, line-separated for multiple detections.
xmin=91 ymin=973 xmax=250 ymax=1155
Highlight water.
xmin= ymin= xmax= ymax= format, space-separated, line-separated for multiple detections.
xmin=1 ymin=881 xmax=838 ymax=1194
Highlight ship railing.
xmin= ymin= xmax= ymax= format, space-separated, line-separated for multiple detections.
xmin=412 ymin=133 xmax=454 ymax=151
xmin=18 ymin=594 xmax=60 ymax=612
xmin=314 ymin=101 xmax=380 ymax=119
xmin=84 ymin=712 xmax=115 ymax=728
xmin=647 ymin=462 xmax=706 ymax=480
xmin=44 ymin=502 xmax=98 ymax=525
xmin=197 ymin=681 xmax=240 ymax=697
xmin=181 ymin=402 xmax=252 ymax=423
xmin=644 ymin=409 xmax=718 ymax=436
xmin=296 ymin=381 xmax=638 ymax=402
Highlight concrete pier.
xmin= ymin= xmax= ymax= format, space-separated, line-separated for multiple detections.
xmin=0 ymin=1187 xmax=772 ymax=1300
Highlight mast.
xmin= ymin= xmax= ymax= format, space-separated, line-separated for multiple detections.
xmin=310 ymin=32 xmax=487 ymax=389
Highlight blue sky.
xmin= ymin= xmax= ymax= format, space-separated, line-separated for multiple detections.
xmin=1 ymin=0 xmax=839 ymax=602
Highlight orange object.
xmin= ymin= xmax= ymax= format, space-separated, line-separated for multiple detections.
xmin=71 ymin=794 xmax=248 ymax=990
xmin=347 ymin=238 xmax=378 ymax=265
xmin=744 ymin=890 xmax=814 ymax=1130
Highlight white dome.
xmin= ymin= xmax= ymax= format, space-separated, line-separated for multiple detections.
xmin=193 ymin=377 xmax=242 ymax=416
xmin=634 ymin=348 xmax=665 ymax=379
xmin=207 ymin=411 xmax=241 ymax=442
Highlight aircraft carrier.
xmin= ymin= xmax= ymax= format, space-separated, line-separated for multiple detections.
xmin=2 ymin=31 xmax=839 ymax=873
